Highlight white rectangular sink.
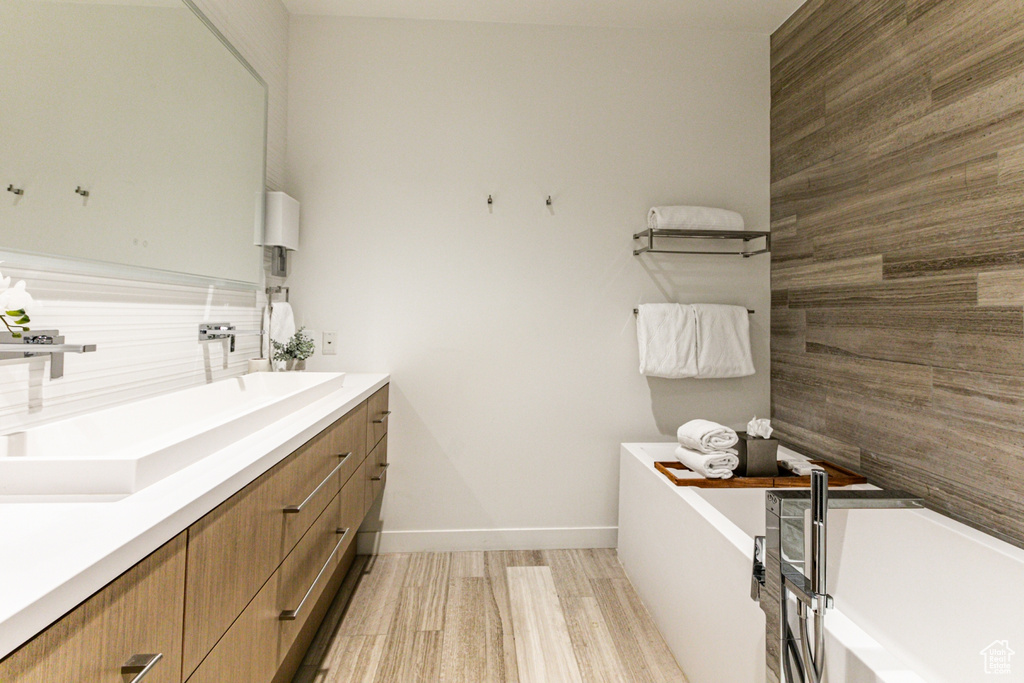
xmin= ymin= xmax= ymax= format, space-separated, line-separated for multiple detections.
xmin=0 ymin=372 xmax=346 ymax=497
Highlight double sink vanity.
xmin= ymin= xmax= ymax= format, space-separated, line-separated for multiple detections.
xmin=0 ymin=372 xmax=390 ymax=683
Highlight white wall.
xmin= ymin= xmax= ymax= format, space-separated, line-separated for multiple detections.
xmin=287 ymin=16 xmax=771 ymax=551
xmin=0 ymin=0 xmax=288 ymax=431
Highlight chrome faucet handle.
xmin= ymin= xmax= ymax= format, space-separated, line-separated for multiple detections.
xmin=810 ymin=469 xmax=829 ymax=611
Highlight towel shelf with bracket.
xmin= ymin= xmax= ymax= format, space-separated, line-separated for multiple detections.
xmin=633 ymin=307 xmax=753 ymax=316
xmin=633 ymin=228 xmax=771 ymax=257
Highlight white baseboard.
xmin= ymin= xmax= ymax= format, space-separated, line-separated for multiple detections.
xmin=356 ymin=526 xmax=618 ymax=554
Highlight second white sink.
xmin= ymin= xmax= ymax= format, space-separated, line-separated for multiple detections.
xmin=0 ymin=372 xmax=346 ymax=498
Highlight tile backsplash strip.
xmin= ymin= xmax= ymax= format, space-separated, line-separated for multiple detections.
xmin=0 ymin=263 xmax=262 ymax=432
xmin=769 ymin=0 xmax=1024 ymax=547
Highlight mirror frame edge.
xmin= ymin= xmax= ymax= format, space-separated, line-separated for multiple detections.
xmin=181 ymin=0 xmax=270 ymax=290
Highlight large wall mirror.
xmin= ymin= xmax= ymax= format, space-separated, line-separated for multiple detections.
xmin=0 ymin=0 xmax=266 ymax=286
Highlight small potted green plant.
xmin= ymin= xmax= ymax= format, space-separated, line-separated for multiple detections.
xmin=272 ymin=327 xmax=315 ymax=371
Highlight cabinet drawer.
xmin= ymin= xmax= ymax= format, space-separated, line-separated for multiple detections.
xmin=340 ymin=457 xmax=365 ymax=534
xmin=278 ymin=490 xmax=350 ymax=656
xmin=332 ymin=401 xmax=367 ymax=486
xmin=370 ymin=434 xmax=388 ymax=504
xmin=279 ymin=427 xmax=341 ymax=557
xmin=183 ymin=460 xmax=286 ymax=677
xmin=365 ymin=384 xmax=390 ymax=452
xmin=184 ymin=564 xmax=280 ymax=683
xmin=363 ymin=435 xmax=388 ymax=514
xmin=282 ymin=402 xmax=368 ymax=559
xmin=186 ymin=493 xmax=349 ymax=683
xmin=0 ymin=533 xmax=186 ymax=683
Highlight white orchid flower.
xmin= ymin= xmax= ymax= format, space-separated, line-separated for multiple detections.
xmin=0 ymin=280 xmax=34 ymax=314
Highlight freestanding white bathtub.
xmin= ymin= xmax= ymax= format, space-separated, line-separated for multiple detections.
xmin=618 ymin=442 xmax=1024 ymax=683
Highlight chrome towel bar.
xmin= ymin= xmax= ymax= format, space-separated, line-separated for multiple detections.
xmin=633 ymin=307 xmax=753 ymax=316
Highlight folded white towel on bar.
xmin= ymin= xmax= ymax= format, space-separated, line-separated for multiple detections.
xmin=677 ymin=418 xmax=739 ymax=453
xmin=675 ymin=446 xmax=739 ymax=479
xmin=693 ymin=304 xmax=755 ymax=378
xmin=648 ymin=206 xmax=745 ymax=232
xmin=636 ymin=303 xmax=698 ymax=379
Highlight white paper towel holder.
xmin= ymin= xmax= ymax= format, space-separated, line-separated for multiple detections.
xmin=262 ymin=191 xmax=300 ymax=276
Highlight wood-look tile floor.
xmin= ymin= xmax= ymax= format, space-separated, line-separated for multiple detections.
xmin=292 ymin=550 xmax=688 ymax=683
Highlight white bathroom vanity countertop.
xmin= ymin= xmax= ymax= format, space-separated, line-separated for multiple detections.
xmin=0 ymin=372 xmax=389 ymax=660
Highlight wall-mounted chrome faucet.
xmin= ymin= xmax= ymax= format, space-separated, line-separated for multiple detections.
xmin=198 ymin=323 xmax=263 ymax=353
xmin=0 ymin=330 xmax=97 ymax=379
xmin=751 ymin=471 xmax=923 ymax=683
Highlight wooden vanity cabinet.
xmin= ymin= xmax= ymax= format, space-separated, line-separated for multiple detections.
xmin=0 ymin=533 xmax=187 ymax=683
xmin=184 ymin=384 xmax=388 ymax=682
xmin=0 ymin=382 xmax=389 ymax=683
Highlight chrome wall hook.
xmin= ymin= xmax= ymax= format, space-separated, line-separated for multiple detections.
xmin=75 ymin=186 xmax=90 ymax=198
xmin=487 ymin=195 xmax=493 ymax=206
xmin=546 ymin=196 xmax=553 ymax=207
xmin=7 ymin=184 xmax=24 ymax=196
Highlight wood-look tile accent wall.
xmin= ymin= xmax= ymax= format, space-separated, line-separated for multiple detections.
xmin=770 ymin=0 xmax=1024 ymax=547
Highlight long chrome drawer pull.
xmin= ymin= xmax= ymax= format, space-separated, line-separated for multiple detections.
xmin=121 ymin=653 xmax=163 ymax=682
xmin=284 ymin=462 xmax=343 ymax=514
xmin=280 ymin=528 xmax=349 ymax=621
xmin=370 ymin=462 xmax=390 ymax=481
xmin=372 ymin=410 xmax=392 ymax=424
xmin=338 ymin=451 xmax=353 ymax=460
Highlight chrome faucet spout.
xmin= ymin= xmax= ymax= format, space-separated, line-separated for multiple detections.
xmin=0 ymin=330 xmax=98 ymax=379
xmin=198 ymin=322 xmax=264 ymax=353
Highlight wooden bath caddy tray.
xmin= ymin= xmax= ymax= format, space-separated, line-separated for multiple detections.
xmin=654 ymin=460 xmax=867 ymax=488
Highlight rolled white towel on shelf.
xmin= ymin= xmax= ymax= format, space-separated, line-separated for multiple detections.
xmin=675 ymin=446 xmax=739 ymax=480
xmin=648 ymin=206 xmax=745 ymax=232
xmin=677 ymin=418 xmax=739 ymax=453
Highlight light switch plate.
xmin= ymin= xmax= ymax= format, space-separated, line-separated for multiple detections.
xmin=323 ymin=331 xmax=337 ymax=355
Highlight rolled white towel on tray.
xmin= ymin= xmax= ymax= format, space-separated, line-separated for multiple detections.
xmin=648 ymin=206 xmax=745 ymax=232
xmin=677 ymin=418 xmax=739 ymax=453
xmin=675 ymin=446 xmax=739 ymax=480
